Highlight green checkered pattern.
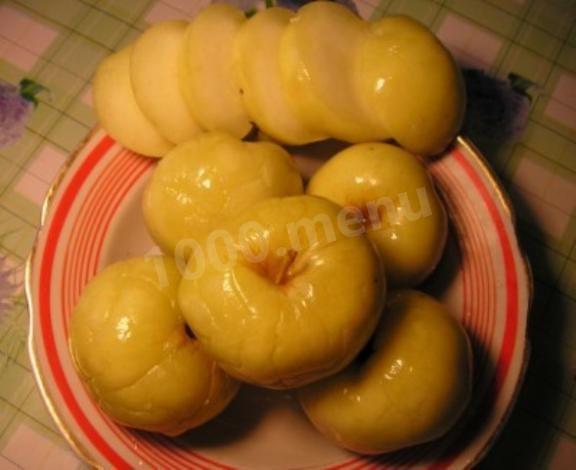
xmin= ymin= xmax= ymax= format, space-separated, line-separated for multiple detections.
xmin=0 ymin=0 xmax=575 ymax=468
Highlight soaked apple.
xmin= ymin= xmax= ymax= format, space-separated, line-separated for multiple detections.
xmin=178 ymin=195 xmax=386 ymax=389
xmin=299 ymin=290 xmax=472 ymax=454
xmin=69 ymin=256 xmax=239 ymax=436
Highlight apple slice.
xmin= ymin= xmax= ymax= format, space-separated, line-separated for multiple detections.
xmin=299 ymin=290 xmax=472 ymax=454
xmin=235 ymin=7 xmax=326 ymax=145
xmin=69 ymin=256 xmax=240 ymax=436
xmin=307 ymin=142 xmax=447 ymax=287
xmin=92 ymin=46 xmax=173 ymax=157
xmin=279 ymin=1 xmax=386 ymax=143
xmin=178 ymin=195 xmax=386 ymax=389
xmin=142 ymin=131 xmax=303 ymax=257
xmin=181 ymin=3 xmax=252 ymax=138
xmin=355 ymin=16 xmax=465 ymax=156
xmin=130 ymin=20 xmax=203 ymax=144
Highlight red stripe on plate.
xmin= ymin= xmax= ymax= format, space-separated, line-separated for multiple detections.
xmin=63 ymin=149 xmax=138 ymax=331
xmin=128 ymin=431 xmax=212 ymax=469
xmin=72 ymin=151 xmax=146 ymax=310
xmin=150 ymin=433 xmax=236 ymax=469
xmin=69 ymin=149 xmax=136 ymax=314
xmin=86 ymin=154 xmax=151 ymax=284
xmin=429 ymin=149 xmax=520 ymax=470
xmin=453 ymin=149 xmax=518 ymax=390
xmin=62 ymin=156 xmax=150 ymax=337
xmin=39 ymin=135 xmax=132 ymax=469
xmin=60 ymin=146 xmax=127 ymax=327
xmin=442 ymin=165 xmax=490 ymax=378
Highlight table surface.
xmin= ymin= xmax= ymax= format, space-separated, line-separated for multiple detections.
xmin=0 ymin=0 xmax=575 ymax=468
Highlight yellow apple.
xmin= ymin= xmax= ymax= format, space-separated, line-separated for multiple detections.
xmin=181 ymin=3 xmax=252 ymax=138
xmin=279 ymin=1 xmax=386 ymax=142
xmin=299 ymin=290 xmax=472 ymax=454
xmin=178 ymin=195 xmax=386 ymax=389
xmin=69 ymin=256 xmax=239 ymax=436
xmin=92 ymin=46 xmax=173 ymax=157
xmin=355 ymin=16 xmax=465 ymax=156
xmin=234 ymin=7 xmax=326 ymax=145
xmin=307 ymin=143 xmax=447 ymax=287
xmin=130 ymin=20 xmax=203 ymax=144
xmin=142 ymin=132 xmax=303 ymax=257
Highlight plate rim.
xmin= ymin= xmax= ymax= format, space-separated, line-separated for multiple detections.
xmin=444 ymin=136 xmax=533 ymax=469
xmin=24 ymin=132 xmax=533 ymax=469
xmin=25 ymin=126 xmax=107 ymax=468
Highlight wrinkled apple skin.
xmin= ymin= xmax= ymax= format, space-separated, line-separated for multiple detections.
xmin=307 ymin=142 xmax=447 ymax=287
xmin=178 ymin=195 xmax=386 ymax=389
xmin=355 ymin=16 xmax=465 ymax=156
xmin=69 ymin=256 xmax=239 ymax=436
xmin=181 ymin=3 xmax=252 ymax=138
xmin=235 ymin=7 xmax=326 ymax=145
xmin=130 ymin=20 xmax=203 ymax=144
xmin=92 ymin=46 xmax=173 ymax=157
xmin=142 ymin=132 xmax=303 ymax=257
xmin=299 ymin=290 xmax=472 ymax=454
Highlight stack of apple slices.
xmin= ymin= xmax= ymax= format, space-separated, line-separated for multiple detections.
xmin=93 ymin=1 xmax=464 ymax=158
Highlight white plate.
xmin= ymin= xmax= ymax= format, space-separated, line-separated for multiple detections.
xmin=26 ymin=129 xmax=531 ymax=469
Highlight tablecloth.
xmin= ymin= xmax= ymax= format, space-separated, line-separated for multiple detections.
xmin=0 ymin=0 xmax=575 ymax=468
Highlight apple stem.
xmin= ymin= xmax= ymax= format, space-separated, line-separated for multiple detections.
xmin=273 ymin=249 xmax=298 ymax=285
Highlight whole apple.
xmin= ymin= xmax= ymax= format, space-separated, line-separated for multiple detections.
xmin=298 ymin=290 xmax=473 ymax=454
xmin=307 ymin=142 xmax=447 ymax=287
xmin=142 ymin=131 xmax=303 ymax=258
xmin=178 ymin=195 xmax=386 ymax=389
xmin=69 ymin=256 xmax=239 ymax=436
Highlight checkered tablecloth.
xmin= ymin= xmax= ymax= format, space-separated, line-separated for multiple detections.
xmin=0 ymin=0 xmax=575 ymax=468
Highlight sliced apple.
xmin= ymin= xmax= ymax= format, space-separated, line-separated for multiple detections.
xmin=355 ymin=16 xmax=465 ymax=156
xmin=279 ymin=1 xmax=386 ymax=142
xmin=181 ymin=3 xmax=252 ymax=138
xmin=69 ymin=256 xmax=239 ymax=436
xmin=234 ymin=7 xmax=326 ymax=145
xmin=130 ymin=20 xmax=203 ymax=144
xmin=92 ymin=46 xmax=173 ymax=157
xmin=142 ymin=131 xmax=303 ymax=257
xmin=299 ymin=290 xmax=472 ymax=454
xmin=307 ymin=143 xmax=447 ymax=287
xmin=178 ymin=195 xmax=386 ymax=389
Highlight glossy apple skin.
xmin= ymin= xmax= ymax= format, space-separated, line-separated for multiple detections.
xmin=69 ymin=257 xmax=239 ymax=436
xmin=181 ymin=3 xmax=252 ymax=138
xmin=178 ymin=195 xmax=386 ymax=389
xmin=279 ymin=1 xmax=385 ymax=142
xmin=235 ymin=7 xmax=326 ymax=145
xmin=299 ymin=290 xmax=473 ymax=454
xmin=130 ymin=20 xmax=203 ymax=144
xmin=307 ymin=142 xmax=447 ymax=287
xmin=355 ymin=16 xmax=465 ymax=156
xmin=92 ymin=46 xmax=173 ymax=157
xmin=142 ymin=132 xmax=303 ymax=257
